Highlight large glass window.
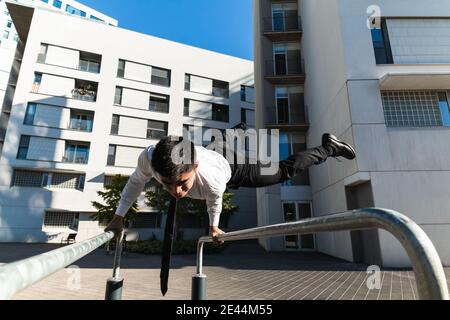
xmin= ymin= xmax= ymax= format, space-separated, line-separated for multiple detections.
xmin=212 ymin=104 xmax=229 ymax=122
xmin=69 ymin=111 xmax=93 ymax=132
xmin=63 ymin=143 xmax=90 ymax=164
xmin=279 ymin=133 xmax=309 ymax=186
xmin=114 ymin=87 xmax=123 ymax=105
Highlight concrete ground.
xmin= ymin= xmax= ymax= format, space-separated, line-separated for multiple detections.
xmin=0 ymin=241 xmax=449 ymax=300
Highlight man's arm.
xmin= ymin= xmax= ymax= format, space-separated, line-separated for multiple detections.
xmin=205 ymin=195 xmax=225 ymax=242
xmin=105 ymin=149 xmax=153 ymax=236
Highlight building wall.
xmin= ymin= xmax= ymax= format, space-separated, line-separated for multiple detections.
xmin=302 ymin=0 xmax=450 ymax=266
xmin=0 ymin=4 xmax=256 ymax=243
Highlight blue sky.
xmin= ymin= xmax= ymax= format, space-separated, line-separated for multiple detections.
xmin=79 ymin=0 xmax=254 ymax=61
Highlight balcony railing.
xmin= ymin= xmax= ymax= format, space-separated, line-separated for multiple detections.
xmin=72 ymin=89 xmax=97 ymax=102
xmin=62 ymin=155 xmax=89 ymax=164
xmin=78 ymin=60 xmax=101 ymax=73
xmin=265 ymin=105 xmax=309 ymax=128
xmin=212 ymin=87 xmax=229 ymax=99
xmin=265 ymin=59 xmax=305 ymax=77
xmin=69 ymin=119 xmax=93 ymax=132
xmin=263 ymin=16 xmax=302 ymax=33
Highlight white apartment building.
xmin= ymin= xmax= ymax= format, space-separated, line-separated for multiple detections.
xmin=0 ymin=2 xmax=255 ymax=243
xmin=0 ymin=0 xmax=118 ymax=111
xmin=255 ymin=0 xmax=450 ymax=267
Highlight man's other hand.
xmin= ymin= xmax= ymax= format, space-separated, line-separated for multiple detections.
xmin=105 ymin=215 xmax=124 ymax=238
xmin=209 ymin=226 xmax=225 ymax=244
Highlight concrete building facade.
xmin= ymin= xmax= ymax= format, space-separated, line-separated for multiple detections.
xmin=255 ymin=0 xmax=450 ymax=267
xmin=0 ymin=2 xmax=255 ymax=243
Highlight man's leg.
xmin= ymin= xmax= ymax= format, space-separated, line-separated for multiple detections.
xmin=227 ymin=133 xmax=356 ymax=189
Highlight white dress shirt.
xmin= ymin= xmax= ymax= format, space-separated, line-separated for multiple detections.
xmin=115 ymin=145 xmax=232 ymax=227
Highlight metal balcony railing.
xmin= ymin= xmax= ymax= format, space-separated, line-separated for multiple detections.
xmin=192 ymin=208 xmax=450 ymax=300
xmin=69 ymin=119 xmax=93 ymax=132
xmin=263 ymin=16 xmax=302 ymax=33
xmin=72 ymin=90 xmax=97 ymax=102
xmin=265 ymin=59 xmax=305 ymax=77
xmin=0 ymin=232 xmax=124 ymax=300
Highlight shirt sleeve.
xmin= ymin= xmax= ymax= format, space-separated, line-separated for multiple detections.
xmin=206 ymin=195 xmax=223 ymax=227
xmin=115 ymin=149 xmax=153 ymax=217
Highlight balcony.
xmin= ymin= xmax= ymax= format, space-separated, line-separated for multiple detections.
xmin=62 ymin=156 xmax=89 ymax=164
xmin=263 ymin=16 xmax=302 ymax=41
xmin=264 ymin=105 xmax=309 ymax=132
xmin=68 ymin=119 xmax=93 ymax=132
xmin=71 ymin=80 xmax=98 ymax=102
xmin=265 ymin=59 xmax=305 ymax=85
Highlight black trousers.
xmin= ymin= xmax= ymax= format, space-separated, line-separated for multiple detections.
xmin=226 ymin=146 xmax=330 ymax=189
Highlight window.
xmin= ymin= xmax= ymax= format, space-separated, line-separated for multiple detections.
xmin=63 ymin=143 xmax=90 ymax=164
xmin=117 ymin=59 xmax=125 ymax=78
xmin=371 ymin=19 xmax=393 ymax=64
xmin=12 ymin=170 xmax=86 ymax=190
xmin=151 ymin=67 xmax=170 ymax=86
xmin=276 ymin=88 xmax=289 ymax=123
xmin=438 ymin=92 xmax=450 ymax=126
xmin=147 ymin=120 xmax=168 ymax=139
xmin=114 ymin=87 xmax=122 ymax=105
xmin=79 ymin=52 xmax=101 ymax=73
xmin=24 ymin=103 xmax=37 ymax=125
xmin=53 ymin=0 xmax=62 ymax=9
xmin=3 ymin=30 xmax=9 ymax=39
xmin=69 ymin=111 xmax=94 ymax=132
xmin=6 ymin=20 xmax=12 ymax=28
xmin=241 ymin=85 xmax=255 ymax=103
xmin=66 ymin=4 xmax=86 ymax=17
xmin=90 ymin=15 xmax=104 ymax=22
xmin=12 ymin=170 xmax=42 ymax=187
xmin=271 ymin=2 xmax=298 ymax=32
xmin=73 ymin=80 xmax=98 ymax=102
xmin=149 ymin=94 xmax=169 ymax=113
xmin=212 ymin=80 xmax=229 ymax=98
xmin=241 ymin=108 xmax=255 ymax=127
xmin=381 ymin=91 xmax=446 ymax=127
xmin=44 ymin=212 xmax=79 ymax=230
xmin=283 ymin=202 xmax=314 ymax=250
xmin=17 ymin=135 xmax=30 ymax=159
xmin=37 ymin=44 xmax=48 ymax=63
xmin=34 ymin=72 xmax=42 ymax=85
xmin=273 ymin=43 xmax=301 ymax=76
xmin=107 ymin=145 xmax=116 ymax=166
xmin=110 ymin=115 xmax=120 ymax=134
xmin=212 ymin=104 xmax=229 ymax=122
xmin=280 ymin=133 xmax=309 ymax=186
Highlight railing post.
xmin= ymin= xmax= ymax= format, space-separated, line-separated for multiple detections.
xmin=191 ymin=241 xmax=206 ymax=300
xmin=105 ymin=232 xmax=124 ymax=300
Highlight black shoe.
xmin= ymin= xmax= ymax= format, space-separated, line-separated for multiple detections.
xmin=231 ymin=122 xmax=247 ymax=131
xmin=322 ymin=133 xmax=356 ymax=160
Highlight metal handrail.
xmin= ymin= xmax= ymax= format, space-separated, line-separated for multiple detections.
xmin=193 ymin=208 xmax=449 ymax=300
xmin=0 ymin=231 xmax=121 ymax=300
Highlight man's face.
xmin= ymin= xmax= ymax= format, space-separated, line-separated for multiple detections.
xmin=160 ymin=164 xmax=198 ymax=199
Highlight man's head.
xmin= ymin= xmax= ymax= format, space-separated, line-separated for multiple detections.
xmin=151 ymin=136 xmax=198 ymax=199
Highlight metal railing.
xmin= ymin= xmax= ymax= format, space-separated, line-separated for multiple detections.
xmin=263 ymin=16 xmax=302 ymax=33
xmin=192 ymin=208 xmax=449 ymax=300
xmin=265 ymin=58 xmax=305 ymax=77
xmin=0 ymin=231 xmax=124 ymax=300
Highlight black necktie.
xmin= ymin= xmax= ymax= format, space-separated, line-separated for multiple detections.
xmin=160 ymin=197 xmax=177 ymax=296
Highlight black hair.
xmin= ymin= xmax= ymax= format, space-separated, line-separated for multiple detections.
xmin=151 ymin=136 xmax=196 ymax=181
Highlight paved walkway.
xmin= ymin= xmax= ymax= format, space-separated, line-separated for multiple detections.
xmin=1 ymin=241 xmax=449 ymax=300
